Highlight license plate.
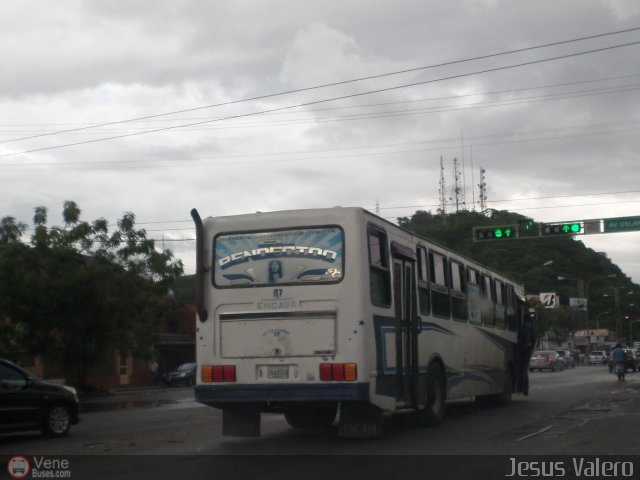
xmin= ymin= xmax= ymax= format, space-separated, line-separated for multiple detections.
xmin=267 ymin=366 xmax=289 ymax=379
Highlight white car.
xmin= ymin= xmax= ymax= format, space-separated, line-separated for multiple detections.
xmin=588 ymin=350 xmax=607 ymax=365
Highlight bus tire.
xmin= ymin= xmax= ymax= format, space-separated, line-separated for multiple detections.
xmin=494 ymin=367 xmax=513 ymax=406
xmin=284 ymin=402 xmax=338 ymax=429
xmin=417 ymin=364 xmax=445 ymax=427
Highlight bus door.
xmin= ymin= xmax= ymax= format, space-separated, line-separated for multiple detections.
xmin=391 ymin=242 xmax=420 ymax=407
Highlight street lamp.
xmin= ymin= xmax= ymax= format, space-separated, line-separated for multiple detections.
xmin=585 ymin=274 xmax=617 ymax=335
xmin=558 ymin=273 xmax=616 ymax=353
xmin=630 ymin=319 xmax=640 ymax=346
xmin=523 ymin=260 xmax=553 ymax=293
xmin=594 ymin=311 xmax=608 ymax=329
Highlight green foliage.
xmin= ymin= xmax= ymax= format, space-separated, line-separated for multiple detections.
xmin=0 ymin=202 xmax=184 ymax=387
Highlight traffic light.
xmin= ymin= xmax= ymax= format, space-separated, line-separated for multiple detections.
xmin=540 ymin=222 xmax=582 ymax=236
xmin=473 ymin=225 xmax=516 ymax=241
xmin=518 ymin=219 xmax=539 ymax=238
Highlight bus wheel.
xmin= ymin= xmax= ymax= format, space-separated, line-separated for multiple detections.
xmin=417 ymin=365 xmax=445 ymax=427
xmin=494 ymin=367 xmax=513 ymax=406
xmin=477 ymin=367 xmax=514 ymax=407
xmin=284 ymin=402 xmax=338 ymax=429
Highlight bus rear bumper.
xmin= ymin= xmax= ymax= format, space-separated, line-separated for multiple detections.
xmin=195 ymin=383 xmax=369 ymax=406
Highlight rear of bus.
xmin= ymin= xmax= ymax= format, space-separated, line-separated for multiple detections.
xmin=191 ymin=208 xmax=370 ymax=436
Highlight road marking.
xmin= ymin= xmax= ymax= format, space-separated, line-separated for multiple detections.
xmin=515 ymin=425 xmax=553 ymax=442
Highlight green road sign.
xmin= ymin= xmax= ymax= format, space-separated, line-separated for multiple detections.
xmin=603 ymin=215 xmax=640 ymax=233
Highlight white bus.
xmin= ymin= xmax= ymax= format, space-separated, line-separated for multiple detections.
xmin=191 ymin=207 xmax=529 ymax=437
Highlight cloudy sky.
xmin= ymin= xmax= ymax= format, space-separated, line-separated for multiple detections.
xmin=1 ymin=0 xmax=640 ymax=281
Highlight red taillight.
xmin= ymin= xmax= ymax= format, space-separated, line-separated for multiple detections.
xmin=320 ymin=363 xmax=357 ymax=381
xmin=547 ymin=357 xmax=553 ymax=363
xmin=223 ymin=365 xmax=236 ymax=382
xmin=202 ymin=365 xmax=236 ymax=382
xmin=319 ymin=363 xmax=332 ymax=381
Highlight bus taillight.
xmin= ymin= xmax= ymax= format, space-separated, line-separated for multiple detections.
xmin=320 ymin=363 xmax=357 ymax=381
xmin=201 ymin=365 xmax=236 ymax=382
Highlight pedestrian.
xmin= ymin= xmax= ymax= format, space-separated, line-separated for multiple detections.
xmin=149 ymin=360 xmax=159 ymax=385
xmin=517 ymin=318 xmax=536 ymax=395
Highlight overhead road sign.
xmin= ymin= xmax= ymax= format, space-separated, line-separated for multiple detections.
xmin=603 ymin=215 xmax=640 ymax=233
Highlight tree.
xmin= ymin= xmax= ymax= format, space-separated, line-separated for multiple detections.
xmin=0 ymin=201 xmax=184 ymax=387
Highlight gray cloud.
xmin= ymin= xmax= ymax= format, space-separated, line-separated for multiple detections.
xmin=1 ymin=0 xmax=639 ymax=279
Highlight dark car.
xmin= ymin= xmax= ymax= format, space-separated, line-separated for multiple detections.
xmin=0 ymin=358 xmax=80 ymax=437
xmin=624 ymin=349 xmax=638 ymax=372
xmin=555 ymin=350 xmax=576 ymax=369
xmin=163 ymin=362 xmax=197 ymax=386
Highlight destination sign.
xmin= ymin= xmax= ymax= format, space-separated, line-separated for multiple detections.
xmin=603 ymin=215 xmax=640 ymax=233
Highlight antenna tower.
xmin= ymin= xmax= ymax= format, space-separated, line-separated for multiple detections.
xmin=478 ymin=167 xmax=488 ymax=214
xmin=452 ymin=158 xmax=462 ymax=213
xmin=438 ymin=156 xmax=446 ymax=216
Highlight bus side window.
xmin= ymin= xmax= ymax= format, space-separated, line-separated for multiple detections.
xmin=495 ymin=280 xmax=506 ymax=329
xmin=417 ymin=246 xmax=431 ymax=315
xmin=481 ymin=275 xmax=496 ymax=326
xmin=429 ymin=251 xmax=450 ymax=319
xmin=467 ymin=267 xmax=481 ymax=324
xmin=505 ymin=284 xmax=517 ymax=331
xmin=368 ymin=226 xmax=391 ymax=306
xmin=450 ymin=261 xmax=468 ymax=322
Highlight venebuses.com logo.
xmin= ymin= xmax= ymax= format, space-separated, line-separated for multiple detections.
xmin=7 ymin=456 xmax=30 ymax=479
xmin=6 ymin=455 xmax=72 ymax=478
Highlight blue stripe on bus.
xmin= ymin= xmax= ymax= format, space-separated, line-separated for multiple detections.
xmin=474 ymin=326 xmax=514 ymax=352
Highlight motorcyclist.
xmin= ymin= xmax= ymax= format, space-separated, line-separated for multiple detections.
xmin=611 ymin=343 xmax=626 ymax=380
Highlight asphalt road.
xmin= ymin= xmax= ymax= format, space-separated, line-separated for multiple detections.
xmin=2 ymin=366 xmax=639 ymax=479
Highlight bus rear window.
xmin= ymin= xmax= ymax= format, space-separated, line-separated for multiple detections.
xmin=213 ymin=227 xmax=344 ymax=287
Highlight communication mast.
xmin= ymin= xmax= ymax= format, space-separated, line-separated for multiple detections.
xmin=438 ymin=156 xmax=446 ymax=216
xmin=478 ymin=167 xmax=488 ymax=214
xmin=452 ymin=158 xmax=462 ymax=213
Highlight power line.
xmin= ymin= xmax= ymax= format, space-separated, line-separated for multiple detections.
xmin=2 ymin=39 xmax=640 ymax=158
xmin=3 ymin=26 xmax=640 ymax=146
xmin=3 ymin=114 xmax=639 ymax=172
xmin=5 ymin=77 xmax=640 ymax=137
xmin=3 ymin=71 xmax=640 ymax=134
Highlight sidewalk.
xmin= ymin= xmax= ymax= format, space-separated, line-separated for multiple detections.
xmin=80 ymin=385 xmax=196 ymax=412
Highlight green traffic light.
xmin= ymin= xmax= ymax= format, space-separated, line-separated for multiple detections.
xmin=570 ymin=223 xmax=580 ymax=233
xmin=494 ymin=228 xmax=503 ymax=238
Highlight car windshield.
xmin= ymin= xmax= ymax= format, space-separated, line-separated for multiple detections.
xmin=591 ymin=351 xmax=603 ymax=356
xmin=178 ymin=363 xmax=196 ymax=371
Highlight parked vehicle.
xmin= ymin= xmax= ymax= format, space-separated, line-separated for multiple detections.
xmin=555 ymin=350 xmax=576 ymax=368
xmin=529 ymin=351 xmax=564 ymax=372
xmin=624 ymin=349 xmax=638 ymax=372
xmin=588 ymin=350 xmax=607 ymax=365
xmin=163 ymin=362 xmax=197 ymax=386
xmin=0 ymin=358 xmax=80 ymax=437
